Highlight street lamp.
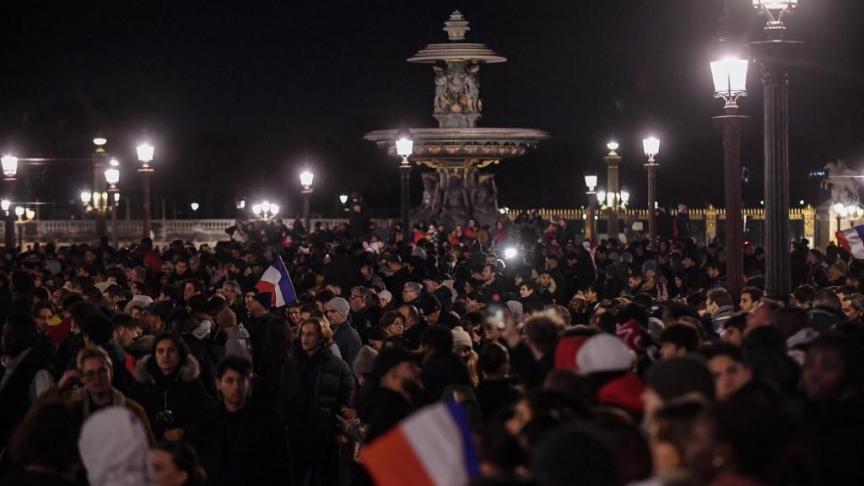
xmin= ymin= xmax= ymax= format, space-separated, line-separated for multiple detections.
xmin=711 ymin=54 xmax=750 ymax=298
xmin=584 ymin=174 xmax=598 ymax=241
xmin=642 ymin=136 xmax=660 ymax=244
xmin=0 ymin=199 xmax=9 ymax=213
xmin=396 ymin=134 xmax=414 ymax=241
xmin=105 ymin=166 xmax=120 ymax=246
xmin=190 ymin=202 xmax=199 ymax=212
xmin=1 ymin=155 xmax=18 ymax=181
xmin=299 ymin=170 xmax=314 ymax=232
xmin=81 ymin=191 xmax=93 ymax=206
xmin=252 ymin=200 xmax=280 ymax=220
xmin=339 ymin=194 xmax=349 ymax=205
xmin=136 ymin=142 xmax=155 ymax=239
xmin=751 ymin=0 xmax=801 ymax=298
xmin=603 ymin=141 xmax=622 ymax=241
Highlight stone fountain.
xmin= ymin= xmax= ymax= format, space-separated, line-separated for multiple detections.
xmin=365 ymin=10 xmax=548 ymax=228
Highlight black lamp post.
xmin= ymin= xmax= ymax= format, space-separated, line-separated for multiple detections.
xmin=751 ymin=0 xmax=801 ymax=298
xmin=395 ymin=135 xmax=414 ymax=241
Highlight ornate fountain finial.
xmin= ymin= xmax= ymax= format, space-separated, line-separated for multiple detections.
xmin=443 ymin=10 xmax=470 ymax=41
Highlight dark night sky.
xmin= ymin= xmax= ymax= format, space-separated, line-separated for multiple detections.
xmin=1 ymin=0 xmax=863 ymax=218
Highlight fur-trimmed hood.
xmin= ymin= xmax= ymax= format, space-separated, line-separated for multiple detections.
xmin=133 ymin=355 xmax=200 ymax=385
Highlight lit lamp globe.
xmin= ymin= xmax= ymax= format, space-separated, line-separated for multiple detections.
xmin=339 ymin=194 xmax=349 ymax=205
xmin=503 ymin=247 xmax=518 ymax=260
xmin=81 ymin=191 xmax=92 ymax=205
xmin=104 ymin=167 xmax=120 ymax=186
xmin=642 ymin=137 xmax=660 ymax=162
xmin=597 ymin=190 xmax=606 ymax=204
xmin=584 ymin=175 xmax=598 ymax=193
xmin=395 ymin=136 xmax=414 ymax=162
xmin=252 ymin=204 xmax=262 ymax=217
xmin=14 ymin=206 xmax=24 ymax=218
xmin=606 ymin=141 xmax=619 ymax=154
xmin=299 ymin=170 xmax=314 ymax=190
xmin=1 ymin=155 xmax=18 ymax=180
xmin=136 ymin=143 xmax=155 ymax=171
xmin=261 ymin=201 xmax=271 ymax=214
xmin=270 ymin=204 xmax=280 ymax=216
xmin=190 ymin=202 xmax=199 ymax=212
xmin=710 ymin=57 xmax=748 ymax=109
xmin=0 ymin=199 xmax=10 ymax=212
xmin=621 ymin=191 xmax=631 ymax=206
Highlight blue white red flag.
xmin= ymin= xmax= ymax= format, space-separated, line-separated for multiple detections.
xmin=837 ymin=225 xmax=864 ymax=259
xmin=360 ymin=402 xmax=479 ymax=486
xmin=254 ymin=256 xmax=297 ymax=307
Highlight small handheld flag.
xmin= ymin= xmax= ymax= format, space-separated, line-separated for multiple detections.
xmin=254 ymin=256 xmax=298 ymax=307
xmin=360 ymin=402 xmax=479 ymax=486
xmin=837 ymin=225 xmax=864 ymax=259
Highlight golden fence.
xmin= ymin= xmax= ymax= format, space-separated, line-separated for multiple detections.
xmin=508 ymin=205 xmax=817 ymax=243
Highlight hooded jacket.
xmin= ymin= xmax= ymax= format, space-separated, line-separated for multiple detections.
xmin=128 ymin=355 xmax=213 ymax=439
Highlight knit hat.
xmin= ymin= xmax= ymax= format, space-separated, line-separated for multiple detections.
xmin=555 ymin=335 xmax=590 ymax=372
xmin=505 ymin=300 xmax=524 ymax=324
xmin=576 ymin=334 xmax=635 ymax=374
xmin=326 ymin=297 xmax=350 ymax=318
xmin=353 ymin=345 xmax=379 ymax=377
xmin=452 ymin=326 xmax=473 ymax=349
xmin=644 ymin=356 xmax=715 ymax=401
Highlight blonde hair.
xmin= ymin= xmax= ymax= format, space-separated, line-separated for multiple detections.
xmin=76 ymin=346 xmax=113 ymax=371
xmin=302 ymin=317 xmax=335 ymax=346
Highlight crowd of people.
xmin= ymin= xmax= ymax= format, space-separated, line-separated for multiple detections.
xmin=1 ymin=207 xmax=863 ymax=486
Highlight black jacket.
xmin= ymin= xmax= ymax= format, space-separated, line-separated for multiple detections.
xmin=0 ymin=346 xmax=54 ymax=446
xmin=128 ymin=355 xmax=214 ymax=439
xmin=190 ymin=404 xmax=290 ymax=486
xmin=420 ymin=351 xmax=472 ymax=405
xmin=358 ymin=387 xmax=416 ymax=443
xmin=279 ymin=345 xmax=354 ymax=486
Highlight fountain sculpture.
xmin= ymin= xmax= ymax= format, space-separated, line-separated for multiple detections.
xmin=365 ymin=10 xmax=548 ymax=228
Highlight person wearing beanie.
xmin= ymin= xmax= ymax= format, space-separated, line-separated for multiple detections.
xmin=576 ymin=334 xmax=644 ymax=416
xmin=325 ymin=297 xmax=362 ymax=368
xmin=215 ymin=308 xmax=251 ymax=360
xmin=643 ymin=356 xmax=715 ymax=421
xmin=353 ymin=345 xmax=379 ymax=386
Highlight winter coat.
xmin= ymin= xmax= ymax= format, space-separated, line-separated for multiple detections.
xmin=280 ymin=345 xmax=354 ymax=486
xmin=128 ymin=355 xmax=213 ymax=439
xmin=333 ymin=321 xmax=362 ymax=369
xmin=420 ymin=351 xmax=472 ymax=405
xmin=357 ymin=386 xmax=415 ymax=443
xmin=191 ymin=404 xmax=290 ymax=486
xmin=0 ymin=346 xmax=55 ymax=446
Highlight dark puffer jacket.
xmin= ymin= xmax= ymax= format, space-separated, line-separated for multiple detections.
xmin=128 ymin=355 xmax=214 ymax=439
xmin=280 ymin=344 xmax=354 ymax=486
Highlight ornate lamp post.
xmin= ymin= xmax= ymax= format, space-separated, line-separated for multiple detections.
xmin=642 ymin=136 xmax=660 ymax=244
xmin=395 ymin=135 xmax=414 ymax=241
xmin=136 ymin=142 xmax=155 ymax=239
xmin=603 ymin=141 xmax=622 ymax=241
xmin=105 ymin=161 xmax=120 ymax=247
xmin=252 ymin=200 xmax=280 ymax=221
xmin=751 ymin=0 xmax=800 ymax=298
xmin=711 ymin=55 xmax=749 ymax=297
xmin=1 ymin=155 xmax=18 ymax=248
xmin=584 ymin=174 xmax=598 ymax=242
xmin=299 ymin=170 xmax=314 ymax=232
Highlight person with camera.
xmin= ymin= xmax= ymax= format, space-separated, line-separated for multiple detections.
xmin=129 ymin=332 xmax=213 ymax=443
xmin=190 ymin=355 xmax=289 ymax=486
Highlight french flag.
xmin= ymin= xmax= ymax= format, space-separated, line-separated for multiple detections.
xmin=360 ymin=402 xmax=479 ymax=486
xmin=837 ymin=225 xmax=864 ymax=259
xmin=254 ymin=256 xmax=298 ymax=307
